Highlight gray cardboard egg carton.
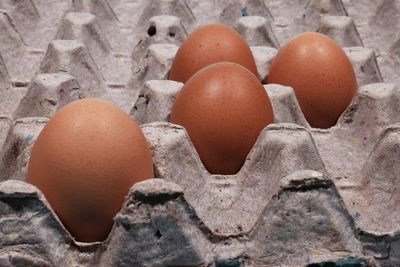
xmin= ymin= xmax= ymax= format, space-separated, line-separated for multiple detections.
xmin=0 ymin=0 xmax=399 ymax=266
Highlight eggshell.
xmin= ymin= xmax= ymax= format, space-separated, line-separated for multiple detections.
xmin=169 ymin=23 xmax=258 ymax=83
xmin=27 ymin=99 xmax=154 ymax=242
xmin=170 ymin=62 xmax=274 ymax=175
xmin=268 ymin=32 xmax=357 ymax=129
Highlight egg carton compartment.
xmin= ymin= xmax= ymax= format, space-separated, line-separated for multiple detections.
xmin=1 ymin=0 xmax=400 ymax=266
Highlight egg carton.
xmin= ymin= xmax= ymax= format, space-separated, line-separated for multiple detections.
xmin=0 ymin=0 xmax=399 ymax=266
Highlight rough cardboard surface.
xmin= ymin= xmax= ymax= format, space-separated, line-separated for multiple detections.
xmin=0 ymin=0 xmax=399 ymax=266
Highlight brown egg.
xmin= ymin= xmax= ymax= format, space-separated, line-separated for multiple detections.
xmin=27 ymin=99 xmax=154 ymax=242
xmin=268 ymin=32 xmax=357 ymax=129
xmin=169 ymin=23 xmax=258 ymax=83
xmin=170 ymin=62 xmax=273 ymax=175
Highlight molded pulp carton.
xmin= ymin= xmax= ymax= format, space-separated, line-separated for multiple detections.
xmin=0 ymin=0 xmax=399 ymax=266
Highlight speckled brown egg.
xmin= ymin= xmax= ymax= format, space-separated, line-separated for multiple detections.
xmin=27 ymin=99 xmax=154 ymax=242
xmin=169 ymin=23 xmax=258 ymax=83
xmin=268 ymin=32 xmax=357 ymax=129
xmin=170 ymin=62 xmax=274 ymax=175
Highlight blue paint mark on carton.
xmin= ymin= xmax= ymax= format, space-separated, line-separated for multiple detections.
xmin=352 ymin=212 xmax=361 ymax=222
xmin=242 ymin=7 xmax=249 ymax=16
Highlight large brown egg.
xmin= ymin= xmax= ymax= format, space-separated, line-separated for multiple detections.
xmin=27 ymin=99 xmax=154 ymax=242
xmin=268 ymin=32 xmax=357 ymax=129
xmin=170 ymin=62 xmax=273 ymax=175
xmin=169 ymin=23 xmax=258 ymax=83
